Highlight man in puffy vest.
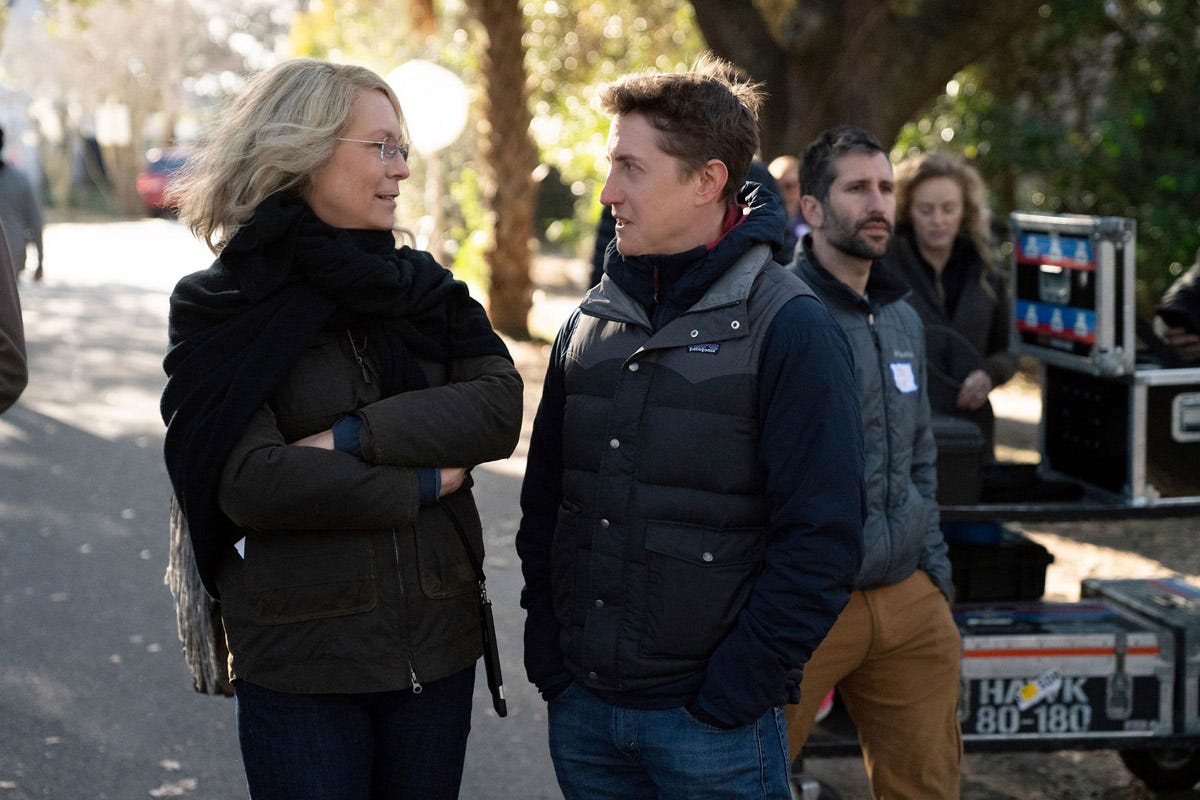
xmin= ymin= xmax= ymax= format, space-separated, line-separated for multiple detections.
xmin=516 ymin=54 xmax=865 ymax=798
xmin=785 ymin=126 xmax=962 ymax=799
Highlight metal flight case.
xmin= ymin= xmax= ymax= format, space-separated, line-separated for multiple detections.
xmin=1082 ymin=578 xmax=1200 ymax=736
xmin=955 ymin=601 xmax=1173 ymax=747
xmin=1041 ymin=364 xmax=1200 ymax=507
xmin=1009 ymin=212 xmax=1137 ymax=376
xmin=1079 ymin=578 xmax=1200 ymax=789
xmin=801 ymin=599 xmax=1177 ymax=761
xmin=1006 ymin=213 xmax=1200 ymax=508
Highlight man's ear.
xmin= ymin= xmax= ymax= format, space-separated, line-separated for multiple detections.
xmin=800 ymin=195 xmax=823 ymax=228
xmin=696 ymin=159 xmax=729 ymax=205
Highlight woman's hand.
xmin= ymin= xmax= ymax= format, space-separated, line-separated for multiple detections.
xmin=293 ymin=429 xmax=335 ymax=450
xmin=439 ymin=467 xmax=468 ymax=496
xmin=956 ymin=369 xmax=993 ymax=411
xmin=290 ymin=428 xmax=468 ymax=496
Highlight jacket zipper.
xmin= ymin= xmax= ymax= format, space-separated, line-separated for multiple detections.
xmin=347 ymin=330 xmax=373 ymax=385
xmin=391 ymin=531 xmax=422 ymax=694
xmin=348 ymin=331 xmax=419 ymax=692
xmin=867 ymin=311 xmax=896 ymax=568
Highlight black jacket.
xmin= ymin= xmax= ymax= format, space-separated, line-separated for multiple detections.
xmin=162 ymin=194 xmax=522 ymax=693
xmin=885 ymin=227 xmax=1016 ymax=416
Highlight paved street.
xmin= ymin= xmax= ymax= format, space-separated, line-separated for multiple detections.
xmin=0 ymin=219 xmax=561 ymax=799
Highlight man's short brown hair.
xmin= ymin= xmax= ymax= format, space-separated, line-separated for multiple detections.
xmin=600 ymin=53 xmax=763 ymax=205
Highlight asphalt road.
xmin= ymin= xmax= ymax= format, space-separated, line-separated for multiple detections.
xmin=0 ymin=219 xmax=560 ymax=799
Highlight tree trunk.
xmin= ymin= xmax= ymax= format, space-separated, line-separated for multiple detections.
xmin=410 ymin=0 xmax=437 ymax=37
xmin=691 ymin=0 xmax=1048 ymax=156
xmin=467 ymin=0 xmax=537 ymax=338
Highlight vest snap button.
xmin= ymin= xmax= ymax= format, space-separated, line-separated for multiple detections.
xmin=690 ymin=329 xmax=699 ymax=338
xmin=609 ymin=438 xmax=620 ymax=449
xmin=702 ymin=551 xmax=714 ymax=562
xmin=730 ymin=320 xmax=741 ymax=330
xmin=594 ymin=599 xmax=605 ymax=608
xmin=628 ymin=362 xmax=639 ymax=372
xmin=600 ymin=519 xmax=610 ymax=528
xmin=588 ymin=671 xmax=598 ymax=680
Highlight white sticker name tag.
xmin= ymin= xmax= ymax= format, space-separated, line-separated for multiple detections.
xmin=889 ymin=361 xmax=918 ymax=393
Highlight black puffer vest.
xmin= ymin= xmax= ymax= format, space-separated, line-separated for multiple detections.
xmin=553 ymin=244 xmax=810 ymax=695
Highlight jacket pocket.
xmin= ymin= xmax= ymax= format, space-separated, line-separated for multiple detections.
xmin=640 ymin=521 xmax=766 ymax=660
xmin=897 ymin=482 xmax=936 ymax=567
xmin=551 ymin=500 xmax=583 ymax=623
xmin=242 ymin=531 xmax=378 ymax=625
xmin=414 ymin=489 xmax=481 ymax=600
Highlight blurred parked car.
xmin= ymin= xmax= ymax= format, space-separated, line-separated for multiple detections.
xmin=136 ymin=147 xmax=190 ymax=216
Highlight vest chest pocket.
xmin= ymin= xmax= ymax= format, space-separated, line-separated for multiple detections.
xmin=551 ymin=499 xmax=583 ymax=625
xmin=639 ymin=521 xmax=766 ymax=660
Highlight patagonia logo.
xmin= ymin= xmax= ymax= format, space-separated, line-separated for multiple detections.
xmin=688 ymin=343 xmax=720 ymax=354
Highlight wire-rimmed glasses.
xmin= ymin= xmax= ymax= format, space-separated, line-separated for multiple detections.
xmin=336 ymin=136 xmax=410 ymax=164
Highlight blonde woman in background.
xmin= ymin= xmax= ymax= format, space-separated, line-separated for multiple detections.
xmin=887 ymin=151 xmax=1016 ymax=455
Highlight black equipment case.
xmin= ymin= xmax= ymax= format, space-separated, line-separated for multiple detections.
xmin=948 ymin=528 xmax=1054 ymax=603
xmin=1041 ymin=364 xmax=1200 ymax=506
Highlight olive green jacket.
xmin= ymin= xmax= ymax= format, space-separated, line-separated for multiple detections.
xmin=215 ymin=327 xmax=522 ymax=693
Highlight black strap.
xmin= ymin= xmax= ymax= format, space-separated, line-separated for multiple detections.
xmin=441 ymin=498 xmax=508 ymax=717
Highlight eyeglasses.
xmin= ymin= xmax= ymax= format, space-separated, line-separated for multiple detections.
xmin=336 ymin=136 xmax=410 ymax=164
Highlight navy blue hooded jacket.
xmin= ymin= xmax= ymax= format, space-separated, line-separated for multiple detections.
xmin=517 ymin=185 xmax=865 ymax=726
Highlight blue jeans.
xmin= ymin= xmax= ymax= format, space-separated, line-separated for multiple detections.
xmin=234 ymin=667 xmax=475 ymax=800
xmin=548 ymin=683 xmax=792 ymax=800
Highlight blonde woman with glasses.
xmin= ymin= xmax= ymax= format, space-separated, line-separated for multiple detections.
xmin=161 ymin=58 xmax=522 ymax=799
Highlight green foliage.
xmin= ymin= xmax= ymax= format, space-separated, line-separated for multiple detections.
xmin=521 ymin=0 xmax=707 ymax=245
xmin=290 ymin=0 xmax=423 ymax=76
xmin=447 ymin=163 xmax=488 ymax=290
xmin=543 ymin=217 xmax=584 ymax=249
xmin=895 ymin=0 xmax=1200 ymax=316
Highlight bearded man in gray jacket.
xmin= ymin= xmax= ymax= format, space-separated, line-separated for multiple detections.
xmin=784 ymin=126 xmax=961 ymax=800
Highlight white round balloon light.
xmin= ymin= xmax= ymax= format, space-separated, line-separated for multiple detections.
xmin=387 ymin=60 xmax=469 ymax=157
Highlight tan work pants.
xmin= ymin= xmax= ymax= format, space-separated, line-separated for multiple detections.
xmin=785 ymin=570 xmax=963 ymax=799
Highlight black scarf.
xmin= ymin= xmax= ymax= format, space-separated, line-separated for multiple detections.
xmin=160 ymin=192 xmax=510 ymax=598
